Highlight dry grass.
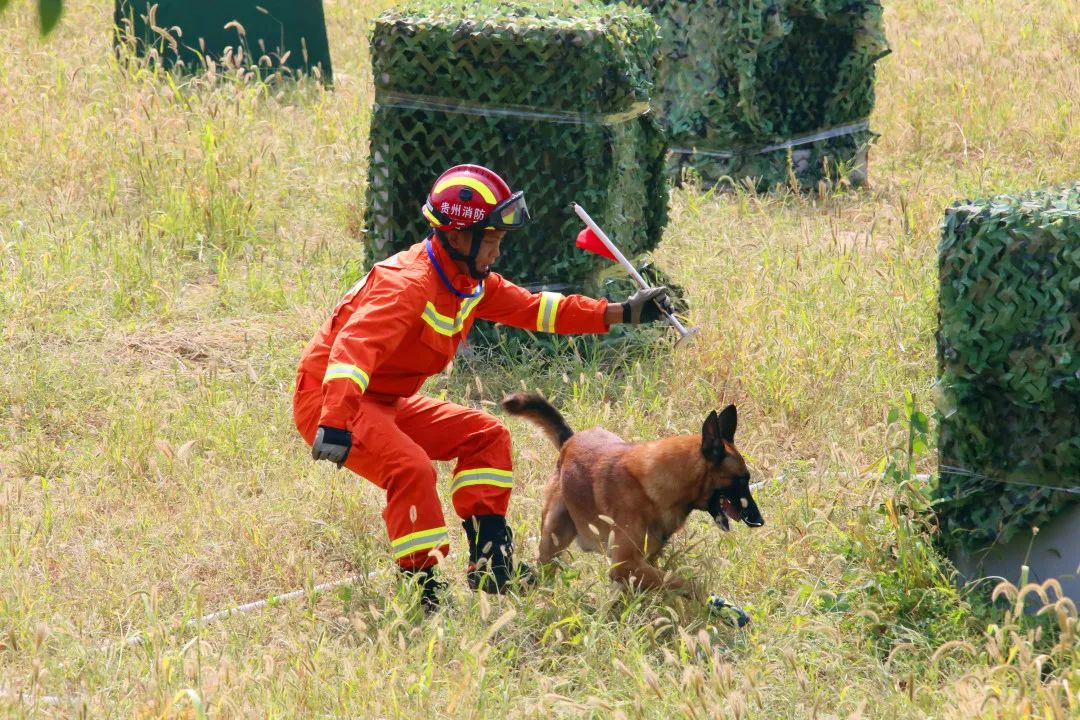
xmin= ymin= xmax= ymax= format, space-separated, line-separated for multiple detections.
xmin=1 ymin=0 xmax=1078 ymax=717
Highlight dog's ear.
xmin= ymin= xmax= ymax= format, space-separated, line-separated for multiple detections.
xmin=718 ymin=404 xmax=737 ymax=443
xmin=701 ymin=410 xmax=726 ymax=462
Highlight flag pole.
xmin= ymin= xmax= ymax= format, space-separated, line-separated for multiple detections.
xmin=571 ymin=203 xmax=700 ymax=345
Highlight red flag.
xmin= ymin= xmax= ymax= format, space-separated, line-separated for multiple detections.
xmin=575 ymin=227 xmax=617 ymax=262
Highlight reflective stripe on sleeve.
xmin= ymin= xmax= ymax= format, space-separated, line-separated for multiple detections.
xmin=324 ymin=364 xmax=370 ymax=392
xmin=536 ymin=292 xmax=563 ymax=333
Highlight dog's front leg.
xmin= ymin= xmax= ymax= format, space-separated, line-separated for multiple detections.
xmin=608 ymin=544 xmax=691 ymax=594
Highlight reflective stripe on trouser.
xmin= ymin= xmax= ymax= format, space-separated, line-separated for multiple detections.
xmin=451 ymin=468 xmax=513 ymax=495
xmin=391 ymin=526 xmax=450 ymax=561
xmin=292 ymin=381 xmax=514 ymax=568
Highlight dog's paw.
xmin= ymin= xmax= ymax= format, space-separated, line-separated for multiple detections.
xmin=706 ymin=595 xmax=751 ymax=628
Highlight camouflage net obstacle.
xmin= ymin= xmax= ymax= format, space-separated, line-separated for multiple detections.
xmin=935 ymin=184 xmax=1080 ymax=552
xmin=619 ymin=0 xmax=889 ymax=189
xmin=114 ymin=0 xmax=333 ymax=81
xmin=364 ymin=0 xmax=668 ymax=290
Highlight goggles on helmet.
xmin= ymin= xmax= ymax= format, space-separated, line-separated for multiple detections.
xmin=480 ymin=191 xmax=530 ymax=230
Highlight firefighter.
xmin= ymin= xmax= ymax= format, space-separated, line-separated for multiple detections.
xmin=293 ymin=164 xmax=673 ymax=610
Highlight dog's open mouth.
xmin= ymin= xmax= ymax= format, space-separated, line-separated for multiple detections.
xmin=713 ymin=498 xmax=743 ymax=531
xmin=708 ymin=489 xmax=752 ymax=532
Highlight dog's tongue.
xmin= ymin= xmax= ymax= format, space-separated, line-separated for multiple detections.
xmin=721 ymin=498 xmax=743 ymax=522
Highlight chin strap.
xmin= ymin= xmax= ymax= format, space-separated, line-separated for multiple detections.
xmin=435 ymin=228 xmax=488 ymax=280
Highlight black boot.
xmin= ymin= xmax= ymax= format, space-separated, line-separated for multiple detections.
xmin=399 ymin=566 xmax=448 ymax=612
xmin=462 ymin=515 xmax=536 ymax=594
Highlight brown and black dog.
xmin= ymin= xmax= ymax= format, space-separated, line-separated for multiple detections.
xmin=502 ymin=393 xmax=763 ymax=598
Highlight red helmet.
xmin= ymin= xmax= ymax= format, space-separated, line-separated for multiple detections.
xmin=422 ymin=164 xmax=530 ymax=232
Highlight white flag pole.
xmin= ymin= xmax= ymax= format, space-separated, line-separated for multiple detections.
xmin=572 ymin=203 xmax=700 ymax=345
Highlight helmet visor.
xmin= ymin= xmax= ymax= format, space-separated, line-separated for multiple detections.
xmin=483 ymin=191 xmax=530 ymax=230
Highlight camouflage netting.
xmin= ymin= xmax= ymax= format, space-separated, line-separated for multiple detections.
xmin=935 ymin=184 xmax=1080 ymax=552
xmin=364 ymin=0 xmax=668 ymax=290
xmin=617 ymin=0 xmax=889 ymax=188
xmin=114 ymin=0 xmax=333 ymax=81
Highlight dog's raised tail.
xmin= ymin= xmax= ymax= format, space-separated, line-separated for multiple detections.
xmin=501 ymin=392 xmax=574 ymax=448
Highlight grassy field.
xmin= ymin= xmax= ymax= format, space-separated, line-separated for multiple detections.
xmin=1 ymin=0 xmax=1078 ymax=717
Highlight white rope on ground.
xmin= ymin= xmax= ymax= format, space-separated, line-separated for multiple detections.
xmin=748 ymin=470 xmax=927 ymax=492
xmin=122 ymin=570 xmax=382 ymax=647
xmin=5 ymin=570 xmax=382 ymax=708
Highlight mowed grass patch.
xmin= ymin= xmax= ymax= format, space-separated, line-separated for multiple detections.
xmin=1 ymin=0 xmax=1078 ymax=717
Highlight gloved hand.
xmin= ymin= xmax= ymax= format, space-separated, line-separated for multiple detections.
xmin=622 ymin=286 xmax=674 ymax=324
xmin=312 ymin=425 xmax=352 ymax=467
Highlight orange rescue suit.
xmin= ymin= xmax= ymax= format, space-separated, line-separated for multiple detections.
xmin=294 ymin=238 xmax=610 ymax=568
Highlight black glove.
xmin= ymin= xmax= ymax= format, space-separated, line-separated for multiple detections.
xmin=312 ymin=425 xmax=352 ymax=467
xmin=622 ymin=286 xmax=674 ymax=324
